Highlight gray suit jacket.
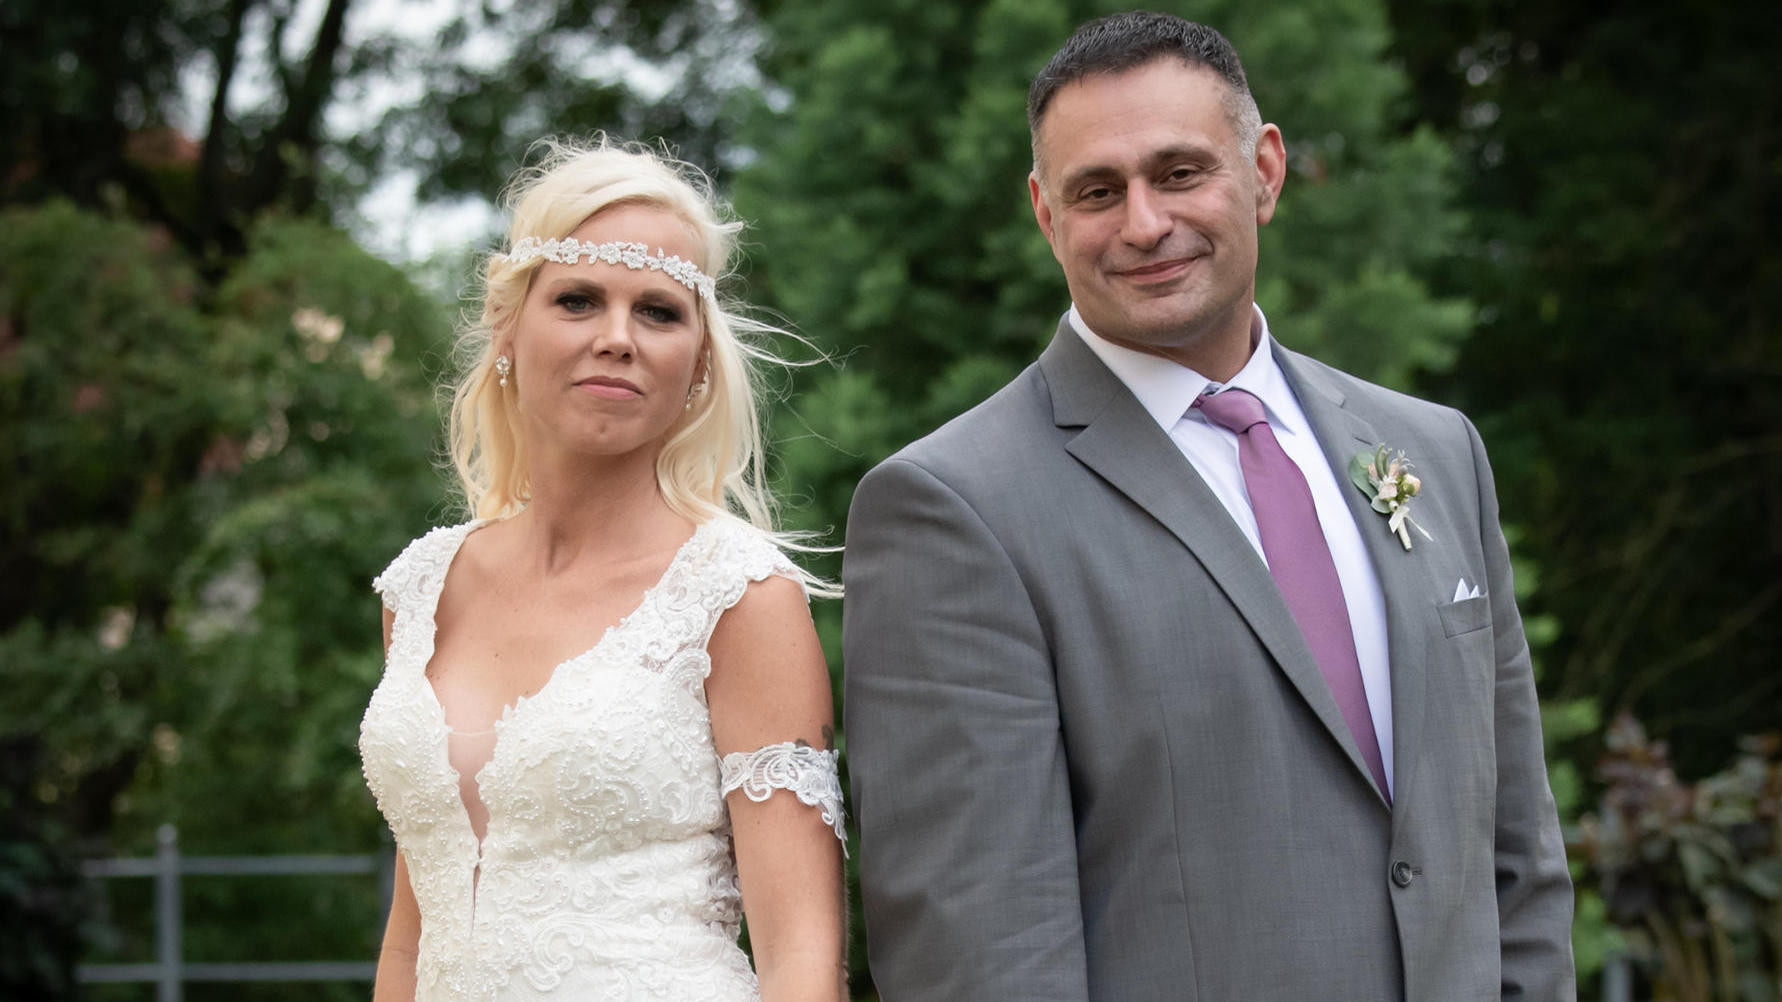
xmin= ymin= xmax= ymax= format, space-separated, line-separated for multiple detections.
xmin=842 ymin=319 xmax=1575 ymax=1001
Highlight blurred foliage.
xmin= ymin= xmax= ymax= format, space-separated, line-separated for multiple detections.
xmin=0 ymin=0 xmax=357 ymax=266
xmin=0 ymin=202 xmax=449 ymax=998
xmin=367 ymin=0 xmax=772 ymax=207
xmin=1571 ymin=714 xmax=1782 ymax=1002
xmin=1386 ymin=0 xmax=1782 ymax=775
xmin=0 ymin=0 xmax=760 ymax=270
xmin=0 ymin=736 xmax=88 ymax=998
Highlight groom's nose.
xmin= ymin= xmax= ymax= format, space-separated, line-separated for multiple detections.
xmin=1119 ymin=183 xmax=1172 ymax=249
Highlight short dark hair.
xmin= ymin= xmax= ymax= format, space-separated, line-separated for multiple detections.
xmin=1027 ymin=12 xmax=1258 ymax=166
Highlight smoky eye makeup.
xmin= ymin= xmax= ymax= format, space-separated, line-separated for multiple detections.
xmin=540 ymin=275 xmax=692 ymax=324
xmin=639 ymin=301 xmax=685 ymax=325
xmin=631 ymin=286 xmax=696 ymax=325
xmin=545 ymin=277 xmax=603 ymax=310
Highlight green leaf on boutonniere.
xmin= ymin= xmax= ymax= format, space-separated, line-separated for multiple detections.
xmin=1348 ymin=448 xmax=1379 ymax=497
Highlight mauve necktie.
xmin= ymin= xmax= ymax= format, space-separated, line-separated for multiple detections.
xmin=1195 ymin=387 xmax=1390 ymax=801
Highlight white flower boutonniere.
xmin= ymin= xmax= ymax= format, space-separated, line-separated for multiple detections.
xmin=1348 ymin=444 xmax=1434 ymax=551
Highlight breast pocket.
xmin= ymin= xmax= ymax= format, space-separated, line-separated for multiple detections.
xmin=1430 ymin=593 xmax=1497 ymax=783
xmin=1438 ymin=594 xmax=1491 ymax=638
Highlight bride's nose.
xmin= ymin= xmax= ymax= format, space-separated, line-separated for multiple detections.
xmin=588 ymin=312 xmax=637 ymax=359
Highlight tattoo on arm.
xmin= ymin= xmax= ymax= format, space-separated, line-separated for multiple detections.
xmin=792 ymin=726 xmax=837 ymax=752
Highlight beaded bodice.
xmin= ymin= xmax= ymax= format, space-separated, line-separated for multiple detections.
xmin=359 ymin=517 xmax=798 ymax=1001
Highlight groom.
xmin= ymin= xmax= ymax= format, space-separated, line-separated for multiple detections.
xmin=842 ymin=12 xmax=1575 ymax=1001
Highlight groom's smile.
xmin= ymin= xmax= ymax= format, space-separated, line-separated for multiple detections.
xmin=1111 ymin=245 xmax=1208 ymax=287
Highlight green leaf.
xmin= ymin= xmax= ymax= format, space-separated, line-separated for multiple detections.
xmin=1348 ymin=450 xmax=1377 ymax=496
xmin=1742 ymin=858 xmax=1782 ymax=900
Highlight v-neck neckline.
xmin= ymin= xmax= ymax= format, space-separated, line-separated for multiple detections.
xmin=408 ymin=517 xmax=713 ymax=878
xmin=416 ymin=517 xmax=711 ymax=738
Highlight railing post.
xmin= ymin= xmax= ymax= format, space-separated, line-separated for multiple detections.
xmin=1601 ymin=950 xmax=1632 ymax=1002
xmin=155 ymin=824 xmax=182 ymax=1002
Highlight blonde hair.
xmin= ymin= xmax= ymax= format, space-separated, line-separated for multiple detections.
xmin=447 ymin=137 xmax=833 ymax=594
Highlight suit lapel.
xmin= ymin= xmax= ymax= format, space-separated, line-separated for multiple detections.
xmin=1274 ymin=345 xmax=1439 ymax=816
xmin=1040 ymin=325 xmax=1388 ymax=806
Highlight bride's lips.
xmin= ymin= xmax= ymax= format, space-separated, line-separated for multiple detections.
xmin=576 ymin=375 xmax=643 ymax=400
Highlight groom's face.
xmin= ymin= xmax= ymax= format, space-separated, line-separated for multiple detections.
xmin=1030 ymin=59 xmax=1284 ymax=374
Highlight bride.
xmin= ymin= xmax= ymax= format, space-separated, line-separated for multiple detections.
xmin=358 ymin=138 xmax=846 ymax=1001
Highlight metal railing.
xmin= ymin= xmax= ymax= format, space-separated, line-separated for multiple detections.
xmin=79 ymin=825 xmax=1639 ymax=1002
xmin=79 ymin=824 xmax=394 ymax=1002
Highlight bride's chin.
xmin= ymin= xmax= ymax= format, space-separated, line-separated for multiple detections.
xmin=557 ymin=431 xmax=672 ymax=465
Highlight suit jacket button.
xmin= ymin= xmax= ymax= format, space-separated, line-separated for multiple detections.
xmin=1391 ymin=860 xmax=1416 ymax=887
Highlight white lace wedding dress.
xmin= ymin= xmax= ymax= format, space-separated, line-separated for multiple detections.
xmin=359 ymin=516 xmax=844 ymax=1001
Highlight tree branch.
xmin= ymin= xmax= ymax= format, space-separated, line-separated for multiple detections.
xmin=197 ymin=0 xmax=254 ymax=250
xmin=243 ymin=0 xmax=353 ymax=215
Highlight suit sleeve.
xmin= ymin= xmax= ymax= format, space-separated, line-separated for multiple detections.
xmin=843 ymin=457 xmax=1090 ymax=1002
xmin=1463 ymin=415 xmax=1578 ymax=1000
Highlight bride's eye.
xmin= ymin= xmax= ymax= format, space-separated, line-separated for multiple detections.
xmin=639 ymin=302 xmax=684 ymax=325
xmin=556 ymin=292 xmax=597 ymax=313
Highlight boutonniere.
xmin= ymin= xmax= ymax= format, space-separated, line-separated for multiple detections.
xmin=1348 ymin=444 xmax=1434 ymax=551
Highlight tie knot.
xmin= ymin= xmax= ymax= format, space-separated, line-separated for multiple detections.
xmin=1195 ymin=387 xmax=1268 ymax=434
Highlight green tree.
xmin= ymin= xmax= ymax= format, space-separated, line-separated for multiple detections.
xmin=0 ymin=0 xmax=763 ymax=270
xmin=0 ymin=202 xmax=450 ymax=999
xmin=1384 ymin=0 xmax=1782 ymax=777
xmin=372 ymin=0 xmax=773 ymax=206
xmin=0 ymin=0 xmax=358 ymax=264
xmin=731 ymin=1 xmax=1472 ymax=990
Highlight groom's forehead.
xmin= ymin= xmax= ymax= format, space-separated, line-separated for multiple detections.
xmin=1033 ymin=60 xmax=1239 ymax=173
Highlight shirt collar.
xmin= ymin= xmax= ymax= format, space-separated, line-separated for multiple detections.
xmin=1068 ymin=303 xmax=1303 ymax=435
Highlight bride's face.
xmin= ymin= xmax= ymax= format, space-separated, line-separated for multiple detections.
xmin=503 ymin=203 xmax=707 ymax=465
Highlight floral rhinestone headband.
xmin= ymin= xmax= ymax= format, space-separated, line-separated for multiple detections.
xmin=497 ymin=237 xmax=716 ymax=300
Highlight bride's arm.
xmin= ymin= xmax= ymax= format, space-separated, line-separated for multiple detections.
xmin=372 ymin=606 xmax=421 ymax=1002
xmin=707 ymin=576 xmax=847 ymax=1002
xmin=373 ymin=853 xmax=421 ymax=1001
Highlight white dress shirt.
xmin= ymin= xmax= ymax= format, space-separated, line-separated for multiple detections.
xmin=1069 ymin=305 xmax=1395 ymax=793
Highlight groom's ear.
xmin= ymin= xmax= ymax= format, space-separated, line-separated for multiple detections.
xmin=1254 ymin=123 xmax=1287 ymax=226
xmin=1030 ymin=170 xmax=1058 ymax=247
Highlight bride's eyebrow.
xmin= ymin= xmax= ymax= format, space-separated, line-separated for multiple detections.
xmin=544 ymin=276 xmax=606 ymax=294
xmin=634 ymin=285 xmax=694 ymax=311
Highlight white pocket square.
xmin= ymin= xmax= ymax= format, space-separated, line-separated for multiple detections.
xmin=1452 ymin=578 xmax=1484 ymax=603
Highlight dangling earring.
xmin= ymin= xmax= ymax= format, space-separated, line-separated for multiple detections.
xmin=495 ymin=354 xmax=512 ymax=388
xmin=685 ymin=371 xmax=709 ymax=411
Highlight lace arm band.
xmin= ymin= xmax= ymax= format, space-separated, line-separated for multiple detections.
xmin=719 ymin=741 xmax=848 ymax=852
